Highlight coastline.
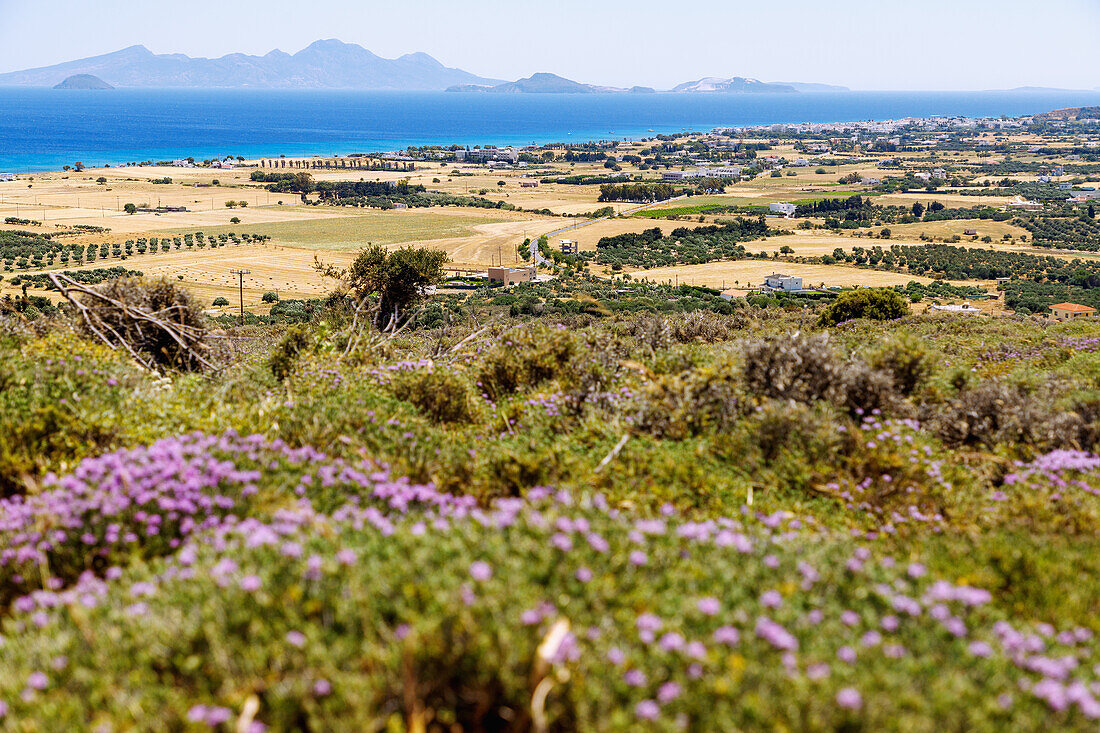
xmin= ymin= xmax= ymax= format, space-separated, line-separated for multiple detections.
xmin=3 ymin=88 xmax=1100 ymax=174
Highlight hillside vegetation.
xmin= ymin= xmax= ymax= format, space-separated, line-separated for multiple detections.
xmin=2 ymin=274 xmax=1100 ymax=730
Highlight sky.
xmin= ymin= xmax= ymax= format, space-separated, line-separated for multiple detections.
xmin=1 ymin=0 xmax=1098 ymax=90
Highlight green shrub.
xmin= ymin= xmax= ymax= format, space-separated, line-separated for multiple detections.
xmin=819 ymin=289 xmax=909 ymax=326
xmin=389 ymin=366 xmax=482 ymax=424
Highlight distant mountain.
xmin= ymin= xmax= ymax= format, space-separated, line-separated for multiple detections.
xmin=629 ymin=86 xmax=656 ymax=94
xmin=770 ymin=81 xmax=849 ymax=92
xmin=53 ymin=74 xmax=113 ymax=90
xmin=0 ymin=39 xmax=504 ymax=90
xmin=448 ymin=72 xmax=624 ymax=94
xmin=671 ymin=77 xmax=796 ymax=93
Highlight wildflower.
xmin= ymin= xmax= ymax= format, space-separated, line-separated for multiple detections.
xmin=755 ymin=617 xmax=798 ymax=651
xmin=968 ymin=641 xmax=993 ymax=658
xmin=659 ymin=632 xmax=685 ymax=652
xmin=807 ymin=663 xmax=830 ymax=680
xmin=714 ymin=626 xmax=740 ymax=646
xmin=606 ymin=647 xmax=626 ymax=665
xmin=629 ymin=550 xmax=648 ymax=566
xmin=697 ymin=597 xmax=721 ymax=616
xmin=624 ymin=669 xmax=647 ymax=687
xmin=760 ymin=590 xmax=783 ymax=609
xmin=575 ymin=566 xmax=593 ymax=583
xmin=336 ymin=548 xmax=356 ymax=566
xmin=26 ymin=672 xmax=47 ymax=691
xmin=658 ymin=682 xmax=682 ymax=703
xmin=313 ymin=679 xmax=332 ymax=696
xmin=907 ymin=562 xmax=927 ymax=578
xmin=240 ymin=575 xmax=262 ymax=592
xmin=836 ymin=687 xmax=863 ymax=710
xmin=635 ymin=700 xmax=660 ymax=721
xmin=286 ymin=631 xmax=306 ymax=648
xmin=837 ymin=646 xmax=857 ymax=664
xmin=468 ymin=561 xmax=492 ymax=582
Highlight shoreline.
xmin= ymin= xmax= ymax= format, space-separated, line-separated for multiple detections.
xmin=3 ymin=88 xmax=1100 ymax=174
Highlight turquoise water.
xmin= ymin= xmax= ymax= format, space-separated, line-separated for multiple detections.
xmin=2 ymin=87 xmax=1099 ymax=172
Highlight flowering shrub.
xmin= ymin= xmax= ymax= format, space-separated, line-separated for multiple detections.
xmin=2 ymin=438 xmax=1100 ymax=729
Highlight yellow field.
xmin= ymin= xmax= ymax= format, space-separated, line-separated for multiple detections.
xmin=631 ymin=260 xmax=943 ymax=290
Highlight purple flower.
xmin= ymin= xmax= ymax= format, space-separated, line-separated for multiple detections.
xmin=837 ymin=646 xmax=857 ymax=664
xmin=240 ymin=575 xmax=262 ymax=592
xmin=635 ymin=700 xmax=660 ymax=721
xmin=658 ymin=632 xmax=685 ymax=652
xmin=907 ymin=562 xmax=927 ymax=578
xmin=697 ymin=597 xmax=721 ymax=616
xmin=313 ymin=679 xmax=332 ymax=696
xmin=760 ymin=590 xmax=783 ymax=609
xmin=575 ymin=566 xmax=593 ymax=583
xmin=336 ymin=548 xmax=356 ymax=566
xmin=286 ymin=630 xmax=306 ymax=648
xmin=468 ymin=561 xmax=492 ymax=582
xmin=755 ymin=617 xmax=798 ymax=651
xmin=968 ymin=641 xmax=993 ymax=658
xmin=714 ymin=626 xmax=740 ymax=646
xmin=26 ymin=672 xmax=47 ymax=691
xmin=607 ymin=647 xmax=626 ymax=665
xmin=629 ymin=550 xmax=648 ymax=566
xmin=657 ymin=681 xmax=682 ymax=703
xmin=624 ymin=669 xmax=647 ymax=687
xmin=836 ymin=687 xmax=863 ymax=710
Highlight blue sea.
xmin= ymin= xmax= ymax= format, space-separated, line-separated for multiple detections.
xmin=2 ymin=87 xmax=1100 ymax=173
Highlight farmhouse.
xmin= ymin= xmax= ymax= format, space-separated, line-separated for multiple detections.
xmin=928 ymin=303 xmax=983 ymax=315
xmin=487 ymin=265 xmax=537 ymax=286
xmin=0 ymin=173 xmax=15 ymax=181
xmin=1008 ymin=197 xmax=1043 ymax=211
xmin=559 ymin=239 xmax=578 ymax=254
xmin=769 ymin=202 xmax=797 ymax=217
xmin=1050 ymin=302 xmax=1097 ymax=321
xmin=519 ymin=181 xmax=538 ymax=188
xmin=763 ymin=273 xmax=803 ymax=292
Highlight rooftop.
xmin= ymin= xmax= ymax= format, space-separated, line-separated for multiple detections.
xmin=1051 ymin=302 xmax=1096 ymax=313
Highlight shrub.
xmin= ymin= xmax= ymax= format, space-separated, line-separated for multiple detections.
xmin=819 ymin=289 xmax=909 ymax=326
xmin=262 ymin=291 xmax=280 ymax=303
xmin=77 ymin=277 xmax=209 ymax=371
xmin=268 ymin=325 xmax=313 ymax=381
xmin=389 ymin=366 xmax=482 ymax=424
xmin=212 ymin=296 xmax=230 ymax=306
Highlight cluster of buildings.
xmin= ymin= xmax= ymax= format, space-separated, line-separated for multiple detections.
xmin=455 ymin=146 xmax=520 ymax=164
xmin=661 ymin=165 xmax=744 ymax=181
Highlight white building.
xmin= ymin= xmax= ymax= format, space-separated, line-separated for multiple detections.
xmin=764 ymin=273 xmax=803 ymax=291
xmin=929 ymin=303 xmax=983 ymax=315
xmin=769 ymin=202 xmax=797 ymax=217
xmin=456 ymin=146 xmax=519 ymax=164
xmin=0 ymin=173 xmax=15 ymax=182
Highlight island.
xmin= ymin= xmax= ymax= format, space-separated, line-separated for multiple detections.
xmin=53 ymin=74 xmax=114 ymax=90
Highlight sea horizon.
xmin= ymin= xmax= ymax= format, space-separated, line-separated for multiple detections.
xmin=2 ymin=87 xmax=1100 ymax=173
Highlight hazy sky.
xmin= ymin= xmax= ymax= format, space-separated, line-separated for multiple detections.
xmin=1 ymin=0 xmax=1098 ymax=90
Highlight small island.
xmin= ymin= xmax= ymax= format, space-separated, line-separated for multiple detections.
xmin=53 ymin=74 xmax=114 ymax=90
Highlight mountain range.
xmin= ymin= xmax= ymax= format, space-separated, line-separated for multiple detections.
xmin=0 ymin=40 xmax=504 ymax=90
xmin=0 ymin=40 xmax=849 ymax=93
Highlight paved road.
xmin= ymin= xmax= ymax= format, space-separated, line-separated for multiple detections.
xmin=528 ymin=194 xmax=689 ymax=265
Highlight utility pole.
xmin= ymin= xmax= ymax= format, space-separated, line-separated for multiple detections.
xmin=230 ymin=269 xmax=250 ymax=325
